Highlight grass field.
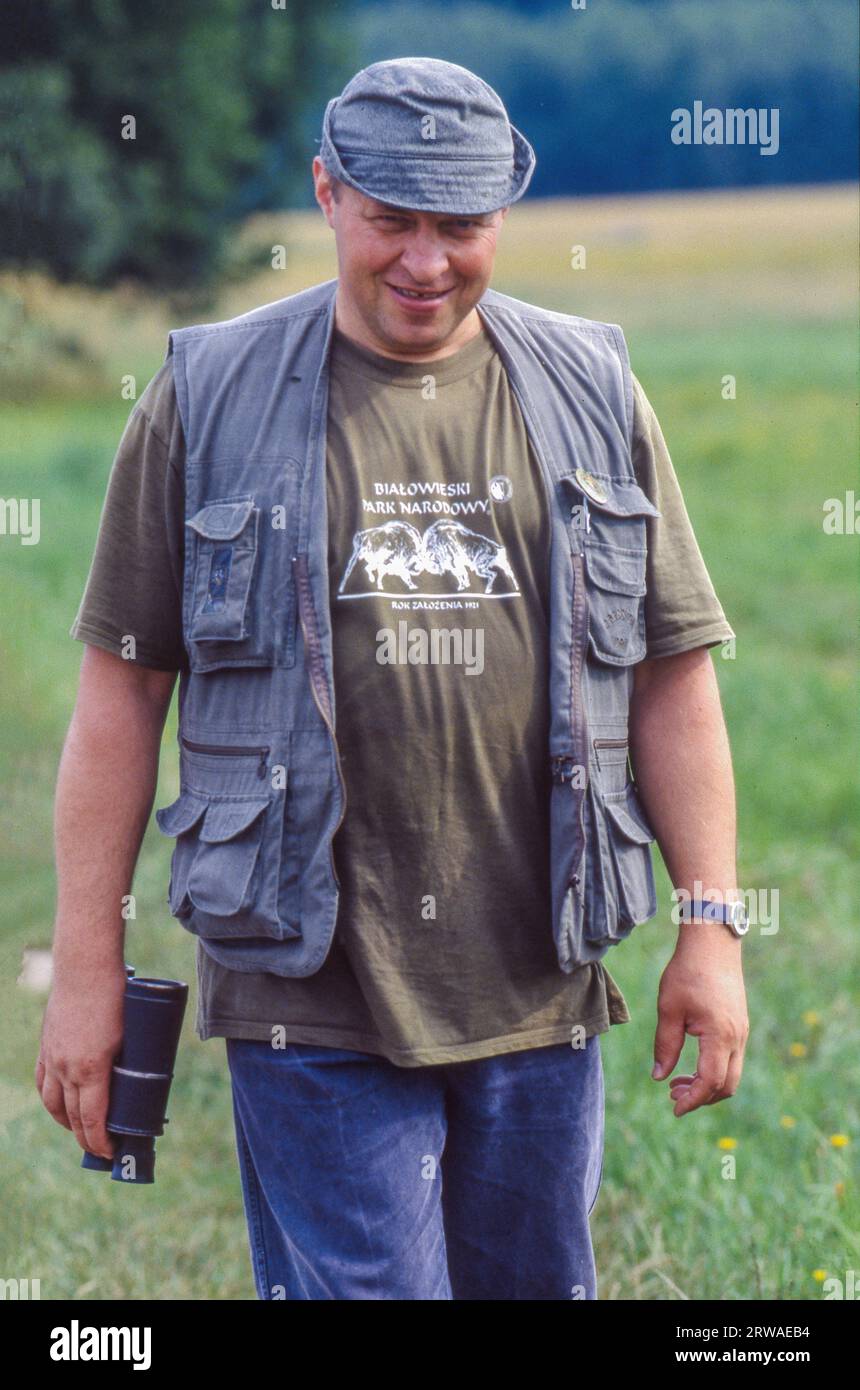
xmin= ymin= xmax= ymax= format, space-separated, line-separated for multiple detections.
xmin=1 ymin=184 xmax=857 ymax=1300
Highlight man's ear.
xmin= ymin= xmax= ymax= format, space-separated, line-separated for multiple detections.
xmin=312 ymin=156 xmax=338 ymax=229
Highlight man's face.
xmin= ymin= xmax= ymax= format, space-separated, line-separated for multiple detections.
xmin=313 ymin=157 xmax=507 ymax=360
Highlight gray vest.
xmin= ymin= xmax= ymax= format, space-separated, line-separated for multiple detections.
xmin=156 ymin=278 xmax=661 ymax=977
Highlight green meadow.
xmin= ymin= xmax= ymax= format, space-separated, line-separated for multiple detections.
xmin=0 ymin=184 xmax=857 ymax=1299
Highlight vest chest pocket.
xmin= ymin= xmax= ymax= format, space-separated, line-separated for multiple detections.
xmin=583 ymin=540 xmax=648 ymax=665
xmin=561 ymin=470 xmax=660 ymax=667
xmin=185 ymin=494 xmax=294 ymax=670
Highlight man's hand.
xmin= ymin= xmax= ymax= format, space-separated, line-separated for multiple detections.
xmin=35 ymin=964 xmax=125 ymax=1159
xmin=652 ymin=924 xmax=749 ymax=1116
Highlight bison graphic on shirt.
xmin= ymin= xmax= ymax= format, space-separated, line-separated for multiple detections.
xmin=338 ymin=519 xmax=518 ymax=596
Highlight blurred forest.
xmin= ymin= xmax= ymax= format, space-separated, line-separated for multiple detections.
xmin=0 ymin=0 xmax=857 ymax=290
xmin=355 ymin=0 xmax=858 ymax=197
xmin=1 ymin=0 xmax=351 ymax=288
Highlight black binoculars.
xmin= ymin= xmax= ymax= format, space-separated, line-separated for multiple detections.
xmin=81 ymin=965 xmax=188 ymax=1185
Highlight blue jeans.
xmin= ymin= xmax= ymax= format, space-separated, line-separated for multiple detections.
xmin=225 ymin=1034 xmax=605 ymax=1301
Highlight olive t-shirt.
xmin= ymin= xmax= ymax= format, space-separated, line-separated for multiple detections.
xmin=70 ymin=319 xmax=734 ymax=1067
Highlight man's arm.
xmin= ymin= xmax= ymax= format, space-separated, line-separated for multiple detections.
xmin=629 ymin=645 xmax=749 ymax=1116
xmin=36 ymin=645 xmax=176 ymax=1158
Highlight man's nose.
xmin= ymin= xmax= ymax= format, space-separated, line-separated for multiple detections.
xmin=397 ymin=233 xmax=450 ymax=285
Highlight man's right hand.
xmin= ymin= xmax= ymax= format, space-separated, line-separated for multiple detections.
xmin=35 ymin=964 xmax=126 ymax=1161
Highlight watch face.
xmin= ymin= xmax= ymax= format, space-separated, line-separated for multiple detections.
xmin=729 ymin=901 xmax=750 ymax=934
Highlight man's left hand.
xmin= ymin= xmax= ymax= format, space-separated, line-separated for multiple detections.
xmin=651 ymin=927 xmax=750 ymax=1116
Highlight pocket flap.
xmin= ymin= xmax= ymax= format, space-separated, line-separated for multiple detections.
xmin=584 ymin=542 xmax=646 ymax=597
xmin=561 ymin=472 xmax=661 ymax=519
xmin=155 ymin=792 xmax=208 ymax=837
xmin=200 ymin=799 xmax=269 ymax=844
xmin=187 ymin=497 xmax=255 ymax=541
xmin=603 ymin=786 xmax=656 ymax=844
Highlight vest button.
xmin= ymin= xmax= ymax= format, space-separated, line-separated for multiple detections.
xmin=575 ymin=467 xmax=609 ymax=504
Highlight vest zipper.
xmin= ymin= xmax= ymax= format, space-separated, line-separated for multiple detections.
xmin=292 ymin=553 xmax=347 ymax=890
xmin=568 ymin=553 xmax=590 ymax=895
xmin=180 ymin=737 xmax=269 ymax=780
xmin=592 ymin=738 xmax=628 ymax=749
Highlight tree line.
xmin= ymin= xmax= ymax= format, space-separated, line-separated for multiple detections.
xmin=1 ymin=0 xmax=855 ymax=290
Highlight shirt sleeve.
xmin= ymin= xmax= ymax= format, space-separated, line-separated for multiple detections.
xmin=630 ymin=372 xmax=736 ymax=659
xmin=69 ymin=359 xmax=188 ymax=671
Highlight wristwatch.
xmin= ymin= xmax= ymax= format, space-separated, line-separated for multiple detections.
xmin=680 ymin=899 xmax=750 ymax=937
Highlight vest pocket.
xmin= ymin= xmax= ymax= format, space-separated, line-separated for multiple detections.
xmin=582 ymin=541 xmax=647 ymax=665
xmin=186 ymin=495 xmax=283 ymax=670
xmin=584 ymin=781 xmax=657 ymax=946
xmin=155 ymin=788 xmax=301 ymax=941
xmin=155 ymin=792 xmax=208 ymax=919
xmin=560 ymin=470 xmax=659 ymax=667
xmin=592 ymin=733 xmax=631 ymax=797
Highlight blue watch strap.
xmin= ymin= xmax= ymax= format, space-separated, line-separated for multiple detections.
xmin=683 ymin=899 xmax=748 ymax=932
xmin=686 ymin=899 xmax=730 ymax=923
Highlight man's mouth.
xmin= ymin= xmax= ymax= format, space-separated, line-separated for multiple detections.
xmin=386 ymin=283 xmax=454 ymax=307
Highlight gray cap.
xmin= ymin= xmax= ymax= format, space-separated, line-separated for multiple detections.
xmin=318 ymin=57 xmax=536 ymax=215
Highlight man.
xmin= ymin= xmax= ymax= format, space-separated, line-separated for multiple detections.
xmin=37 ymin=58 xmax=748 ymax=1301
